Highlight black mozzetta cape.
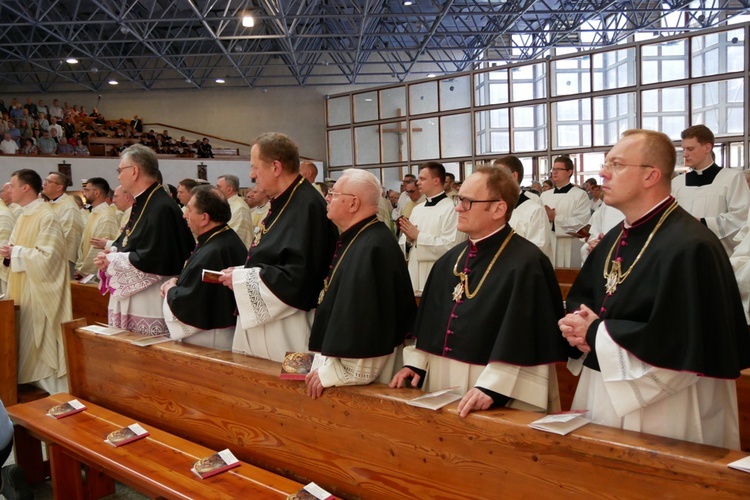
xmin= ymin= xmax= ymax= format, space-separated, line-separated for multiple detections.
xmin=413 ymin=224 xmax=569 ymax=366
xmin=113 ymin=183 xmax=194 ymax=276
xmin=246 ymin=176 xmax=338 ymax=311
xmin=566 ymin=198 xmax=750 ymax=379
xmin=308 ymin=216 xmax=417 ymax=358
xmin=167 ymin=225 xmax=247 ymax=330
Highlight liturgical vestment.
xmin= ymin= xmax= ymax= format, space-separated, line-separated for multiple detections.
xmin=76 ymin=203 xmax=119 ymax=276
xmin=309 ymin=216 xmax=416 ymax=387
xmin=6 ymin=199 xmax=71 ymax=393
xmin=540 ymin=184 xmax=590 ymax=268
xmin=405 ymin=224 xmax=569 ymax=413
xmin=0 ymin=199 xmax=15 ymax=296
xmin=227 ymin=194 xmax=254 ymax=249
xmin=232 ymin=176 xmax=337 ymax=362
xmin=566 ymin=198 xmax=750 ymax=449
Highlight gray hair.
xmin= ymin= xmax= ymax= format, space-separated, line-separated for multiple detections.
xmin=340 ymin=169 xmax=381 ymax=208
xmin=121 ymin=143 xmax=159 ymax=180
xmin=218 ymin=174 xmax=240 ymax=192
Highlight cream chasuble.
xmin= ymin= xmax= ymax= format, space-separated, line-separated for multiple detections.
xmin=0 ymin=199 xmax=15 ymax=295
xmin=228 ymin=195 xmax=254 ymax=248
xmin=76 ymin=203 xmax=119 ymax=275
xmin=7 ymin=199 xmax=71 ymax=393
xmin=49 ymin=193 xmax=84 ymax=267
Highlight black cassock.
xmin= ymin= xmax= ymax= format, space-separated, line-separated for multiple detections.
xmin=114 ymin=182 xmax=194 ymax=276
xmin=309 ymin=216 xmax=417 ymax=358
xmin=414 ymin=224 xmax=569 ymax=367
xmin=245 ymin=176 xmax=338 ymax=311
xmin=167 ymin=225 xmax=247 ymax=330
xmin=566 ymin=197 xmax=750 ymax=378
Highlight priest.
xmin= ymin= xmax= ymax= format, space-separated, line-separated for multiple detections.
xmin=219 ymin=133 xmax=338 ymax=362
xmin=94 ymin=144 xmax=194 ymax=335
xmin=390 ymin=167 xmax=569 ymax=417
xmin=42 ymin=171 xmax=84 ymax=278
xmin=1 ymin=169 xmax=71 ymax=393
xmin=76 ymin=177 xmax=119 ymax=277
xmin=216 ymin=174 xmax=254 ymax=248
xmin=560 ymin=129 xmax=750 ymax=449
xmin=161 ymin=186 xmax=247 ymax=349
xmin=305 ymin=169 xmax=416 ymax=399
xmin=0 ymin=194 xmax=15 ymax=296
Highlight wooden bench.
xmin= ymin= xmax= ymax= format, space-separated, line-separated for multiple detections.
xmin=87 ymin=137 xmax=138 ymax=157
xmin=555 ymin=267 xmax=579 ymax=301
xmin=70 ymin=282 xmax=108 ymax=326
xmin=212 ymin=147 xmax=240 ymax=156
xmin=59 ymin=320 xmax=750 ymax=498
xmin=8 ymin=393 xmax=304 ymax=499
xmin=1 ymin=299 xmax=17 ymax=405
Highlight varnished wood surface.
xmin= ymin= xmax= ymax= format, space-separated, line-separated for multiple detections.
xmin=8 ymin=394 xmax=303 ymax=500
xmin=62 ymin=321 xmax=750 ymax=499
xmin=0 ymin=300 xmax=18 ymax=405
xmin=555 ymin=267 xmax=579 ymax=301
xmin=70 ymin=282 xmax=109 ymax=326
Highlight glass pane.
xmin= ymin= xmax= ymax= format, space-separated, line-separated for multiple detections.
xmin=593 ymin=48 xmax=636 ymax=90
xmin=381 ymin=122 xmax=408 ymax=163
xmin=552 ymin=55 xmax=591 ymax=96
xmin=512 ymin=104 xmax=547 ymax=152
xmin=327 ymin=96 xmax=351 ymax=126
xmin=380 ymin=87 xmax=407 ymax=119
xmin=410 ymin=117 xmax=440 ymax=161
xmin=440 ymin=113 xmax=472 ymax=158
xmin=553 ymin=98 xmax=591 ymax=149
xmin=641 ymin=87 xmax=688 ymax=140
xmin=440 ymin=75 xmax=471 ymax=111
xmin=691 ymin=79 xmax=745 ymax=136
xmin=641 ymin=39 xmax=688 ymax=84
xmin=692 ymin=28 xmax=745 ymax=77
xmin=328 ymin=129 xmax=352 ymax=167
xmin=474 ymin=69 xmax=508 ymax=106
xmin=475 ymin=109 xmax=510 ymax=155
xmin=593 ymin=93 xmax=636 ymax=146
xmin=409 ymin=81 xmax=438 ymax=115
xmin=353 ymin=92 xmax=378 ymax=123
xmin=354 ymin=125 xmax=379 ymax=165
xmin=382 ymin=167 xmax=404 ymax=194
xmin=511 ymin=63 xmax=546 ymax=101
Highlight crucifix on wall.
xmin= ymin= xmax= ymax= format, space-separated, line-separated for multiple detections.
xmin=382 ymin=108 xmax=422 ymax=162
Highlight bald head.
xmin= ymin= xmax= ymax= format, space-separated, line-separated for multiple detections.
xmin=113 ymin=185 xmax=135 ymax=211
xmin=1 ymin=182 xmax=11 ymax=204
xmin=326 ymin=169 xmax=381 ymax=231
xmin=300 ymin=162 xmax=318 ymax=183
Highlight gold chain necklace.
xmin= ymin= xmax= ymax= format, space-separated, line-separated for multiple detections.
xmin=602 ymin=201 xmax=678 ymax=295
xmin=318 ymin=219 xmax=379 ymax=305
xmin=184 ymin=225 xmax=231 ymax=269
xmin=252 ymin=177 xmax=305 ymax=247
xmin=122 ymin=184 xmax=162 ymax=247
xmin=451 ymin=229 xmax=515 ymax=302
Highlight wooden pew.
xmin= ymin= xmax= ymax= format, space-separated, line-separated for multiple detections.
xmin=555 ymin=267 xmax=579 ymax=301
xmin=61 ymin=320 xmax=750 ymax=498
xmin=8 ymin=393 xmax=304 ymax=499
xmin=212 ymin=147 xmax=240 ymax=156
xmin=70 ymin=282 xmax=108 ymax=326
xmin=0 ymin=299 xmax=17 ymax=405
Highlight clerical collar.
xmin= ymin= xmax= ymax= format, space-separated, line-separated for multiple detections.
xmin=425 ymin=191 xmax=447 ymax=207
xmin=196 ymin=224 xmax=228 ymax=246
xmin=685 ymin=163 xmax=721 ymax=187
xmin=516 ymin=192 xmax=529 ymax=208
xmin=133 ymin=183 xmax=158 ymax=201
xmin=49 ymin=194 xmax=64 ymax=203
xmin=623 ymin=196 xmax=674 ymax=229
xmin=553 ymin=183 xmax=573 ymax=194
xmin=469 ymin=224 xmax=506 ymax=246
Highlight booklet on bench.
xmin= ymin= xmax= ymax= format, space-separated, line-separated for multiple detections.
xmin=131 ymin=334 xmax=171 ymax=347
xmin=47 ymin=399 xmax=87 ymax=419
xmin=279 ymin=352 xmax=324 ymax=380
xmin=406 ymin=387 xmax=462 ymax=410
xmin=528 ymin=410 xmax=590 ymax=435
xmin=105 ymin=423 xmax=150 ymax=447
xmin=191 ymin=449 xmax=240 ymax=479
xmin=287 ymin=482 xmax=335 ymax=500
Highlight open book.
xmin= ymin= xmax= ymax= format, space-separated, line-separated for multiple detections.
xmin=191 ymin=449 xmax=240 ymax=479
xmin=47 ymin=399 xmax=87 ymax=419
xmin=528 ymin=410 xmax=590 ymax=435
xmin=131 ymin=335 xmax=171 ymax=347
xmin=280 ymin=352 xmax=324 ymax=380
xmin=80 ymin=324 xmax=129 ymax=336
xmin=105 ymin=423 xmax=149 ymax=447
xmin=407 ymin=388 xmax=462 ymax=411
xmin=727 ymin=455 xmax=750 ymax=473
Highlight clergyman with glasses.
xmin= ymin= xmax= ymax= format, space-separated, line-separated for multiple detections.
xmin=540 ymin=156 xmax=591 ymax=268
xmin=390 ymin=166 xmax=570 ymax=418
xmin=560 ymin=129 xmax=750 ymax=448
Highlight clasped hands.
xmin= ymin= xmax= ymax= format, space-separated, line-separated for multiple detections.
xmin=559 ymin=304 xmax=598 ymax=353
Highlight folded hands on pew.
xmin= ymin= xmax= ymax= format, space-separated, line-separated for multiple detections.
xmin=559 ymin=304 xmax=597 ymax=353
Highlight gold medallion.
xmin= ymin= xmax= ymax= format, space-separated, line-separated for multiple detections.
xmin=318 ymin=278 xmax=329 ymax=305
xmin=604 ymin=260 xmax=621 ymax=295
xmin=253 ymin=230 xmax=262 ymax=247
xmin=452 ymin=282 xmax=464 ymax=302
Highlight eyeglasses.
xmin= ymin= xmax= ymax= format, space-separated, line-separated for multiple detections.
xmin=550 ymin=167 xmax=570 ymax=172
xmin=325 ymin=190 xmax=356 ymax=199
xmin=116 ymin=165 xmax=135 ymax=174
xmin=405 ymin=189 xmax=417 ymax=194
xmin=454 ymin=196 xmax=500 ymax=211
xmin=43 ymin=178 xmax=63 ymax=185
xmin=600 ymin=162 xmax=652 ymax=174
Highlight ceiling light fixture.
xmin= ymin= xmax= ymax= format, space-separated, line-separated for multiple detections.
xmin=66 ymin=57 xmax=79 ymax=64
xmin=215 ymin=78 xmax=225 ymax=83
xmin=108 ymin=80 xmax=118 ymax=85
xmin=403 ymin=1 xmax=414 ymax=5
xmin=427 ymin=73 xmax=437 ymax=78
xmin=242 ymin=14 xmax=255 ymax=27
